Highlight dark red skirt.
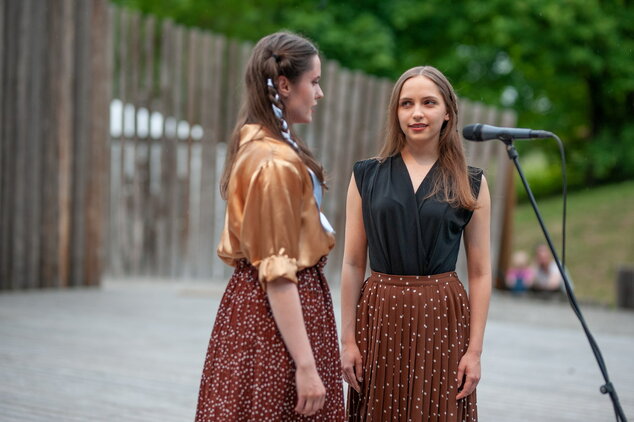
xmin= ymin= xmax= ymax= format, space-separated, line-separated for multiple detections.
xmin=196 ymin=257 xmax=345 ymax=421
xmin=347 ymin=271 xmax=477 ymax=422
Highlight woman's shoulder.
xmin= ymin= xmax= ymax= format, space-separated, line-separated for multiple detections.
xmin=232 ymin=125 xmax=304 ymax=190
xmin=352 ymin=157 xmax=382 ymax=192
xmin=467 ymin=165 xmax=484 ymax=177
xmin=467 ymin=165 xmax=484 ymax=196
xmin=353 ymin=157 xmax=381 ymax=175
xmin=239 ymin=125 xmax=302 ymax=165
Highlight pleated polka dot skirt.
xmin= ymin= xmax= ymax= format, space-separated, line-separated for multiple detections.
xmin=347 ymin=271 xmax=477 ymax=422
xmin=196 ymin=257 xmax=345 ymax=421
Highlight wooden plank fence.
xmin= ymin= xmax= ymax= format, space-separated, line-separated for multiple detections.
xmin=106 ymin=5 xmax=517 ymax=284
xmin=0 ymin=0 xmax=516 ymax=289
xmin=0 ymin=0 xmax=110 ymax=290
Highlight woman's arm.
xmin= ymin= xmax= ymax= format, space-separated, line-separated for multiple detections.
xmin=267 ymin=279 xmax=325 ymax=416
xmin=456 ymin=175 xmax=492 ymax=400
xmin=340 ymin=174 xmax=368 ymax=392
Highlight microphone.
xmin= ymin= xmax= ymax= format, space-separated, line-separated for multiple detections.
xmin=463 ymin=124 xmax=553 ymax=142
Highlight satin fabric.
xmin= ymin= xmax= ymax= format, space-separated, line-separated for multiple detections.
xmin=217 ymin=124 xmax=335 ymax=289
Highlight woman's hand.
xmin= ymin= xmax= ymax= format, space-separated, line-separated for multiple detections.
xmin=456 ymin=350 xmax=481 ymax=400
xmin=341 ymin=342 xmax=363 ymax=393
xmin=294 ymin=363 xmax=326 ymax=416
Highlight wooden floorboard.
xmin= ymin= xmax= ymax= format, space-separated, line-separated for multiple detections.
xmin=1 ymin=278 xmax=633 ymax=421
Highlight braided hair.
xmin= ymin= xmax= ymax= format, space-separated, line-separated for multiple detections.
xmin=266 ymin=78 xmax=298 ymax=150
xmin=220 ymin=32 xmax=326 ymax=199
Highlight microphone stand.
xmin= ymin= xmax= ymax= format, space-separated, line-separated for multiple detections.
xmin=502 ymin=137 xmax=628 ymax=421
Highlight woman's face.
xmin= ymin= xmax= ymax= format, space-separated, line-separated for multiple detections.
xmin=397 ymin=75 xmax=449 ymax=146
xmin=282 ymin=55 xmax=324 ymax=125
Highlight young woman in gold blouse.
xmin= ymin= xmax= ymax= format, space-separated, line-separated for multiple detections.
xmin=195 ymin=32 xmax=344 ymax=421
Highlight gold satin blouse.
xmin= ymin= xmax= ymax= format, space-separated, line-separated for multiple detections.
xmin=217 ymin=124 xmax=335 ymax=289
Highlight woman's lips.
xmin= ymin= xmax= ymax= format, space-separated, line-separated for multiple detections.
xmin=409 ymin=123 xmax=428 ymax=131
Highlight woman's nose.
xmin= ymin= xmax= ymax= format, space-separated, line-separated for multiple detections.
xmin=413 ymin=105 xmax=424 ymax=119
xmin=316 ymin=85 xmax=324 ymax=100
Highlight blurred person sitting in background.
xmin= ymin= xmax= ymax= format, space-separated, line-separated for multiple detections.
xmin=505 ymin=250 xmax=535 ymax=294
xmin=532 ymin=243 xmax=563 ymax=293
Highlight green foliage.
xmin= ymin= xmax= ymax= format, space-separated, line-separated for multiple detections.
xmin=111 ymin=0 xmax=634 ymax=190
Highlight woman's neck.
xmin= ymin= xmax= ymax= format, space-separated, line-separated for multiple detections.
xmin=401 ymin=142 xmax=439 ymax=165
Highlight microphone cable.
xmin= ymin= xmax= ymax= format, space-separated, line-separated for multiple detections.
xmin=522 ymin=134 xmax=627 ymax=421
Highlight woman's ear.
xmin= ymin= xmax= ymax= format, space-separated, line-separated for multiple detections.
xmin=276 ymin=75 xmax=292 ymax=98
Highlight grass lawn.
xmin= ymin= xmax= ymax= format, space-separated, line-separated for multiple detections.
xmin=511 ymin=180 xmax=634 ymax=307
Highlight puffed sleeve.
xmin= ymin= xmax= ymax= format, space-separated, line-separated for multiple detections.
xmin=240 ymin=158 xmax=304 ymax=289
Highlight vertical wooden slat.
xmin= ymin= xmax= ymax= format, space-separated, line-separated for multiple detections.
xmin=190 ymin=30 xmax=209 ymax=277
xmin=157 ymin=20 xmax=182 ymax=277
xmin=313 ymin=60 xmax=339 ymax=166
xmin=140 ymin=15 xmax=156 ymax=275
xmin=0 ymin=0 xmax=4 ymax=140
xmin=462 ymin=101 xmax=486 ymax=164
xmin=375 ymin=79 xmax=392 ymax=154
xmin=222 ymin=39 xmax=242 ymax=143
xmin=198 ymin=34 xmax=225 ymax=278
xmin=12 ymin=0 xmax=31 ymax=288
xmin=56 ymin=0 xmax=74 ymax=287
xmin=27 ymin=0 xmax=47 ymax=288
xmin=180 ymin=28 xmax=197 ymax=276
xmin=104 ymin=3 xmax=116 ymax=277
xmin=171 ymin=25 xmax=185 ymax=277
xmin=331 ymin=71 xmax=365 ymax=273
xmin=155 ymin=19 xmax=171 ymax=276
xmin=0 ymin=0 xmax=5 ymax=286
xmin=194 ymin=32 xmax=213 ymax=278
xmin=335 ymin=70 xmax=364 ymax=222
xmin=320 ymin=63 xmax=343 ymax=221
xmin=41 ymin=0 xmax=60 ymax=288
xmin=111 ymin=7 xmax=129 ymax=276
xmin=106 ymin=5 xmax=117 ymax=277
xmin=477 ymin=106 xmax=500 ymax=166
xmin=493 ymin=110 xmax=518 ymax=288
xmin=0 ymin=0 xmax=17 ymax=289
xmin=84 ymin=0 xmax=110 ymax=286
xmin=325 ymin=68 xmax=352 ymax=274
xmin=68 ymin=0 xmax=92 ymax=286
xmin=127 ymin=10 xmax=142 ymax=275
xmin=0 ymin=0 xmax=5 ymax=283
xmin=149 ymin=21 xmax=165 ymax=275
xmin=356 ymin=76 xmax=377 ymax=160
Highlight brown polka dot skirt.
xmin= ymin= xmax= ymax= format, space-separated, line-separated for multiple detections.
xmin=347 ymin=271 xmax=477 ymax=421
xmin=196 ymin=257 xmax=345 ymax=421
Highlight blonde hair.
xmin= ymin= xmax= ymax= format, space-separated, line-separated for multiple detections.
xmin=220 ymin=32 xmax=325 ymax=199
xmin=379 ymin=66 xmax=477 ymax=210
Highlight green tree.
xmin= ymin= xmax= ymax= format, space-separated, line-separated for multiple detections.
xmin=112 ymin=0 xmax=634 ymax=189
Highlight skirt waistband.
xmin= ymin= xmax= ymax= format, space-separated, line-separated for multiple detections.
xmin=369 ymin=270 xmax=458 ymax=286
xmin=235 ymin=256 xmax=328 ymax=271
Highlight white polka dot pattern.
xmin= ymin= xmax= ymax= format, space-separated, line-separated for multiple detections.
xmin=196 ymin=257 xmax=345 ymax=421
xmin=347 ymin=271 xmax=478 ymax=421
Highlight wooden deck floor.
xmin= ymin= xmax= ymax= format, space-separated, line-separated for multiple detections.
xmin=1 ymin=278 xmax=633 ymax=421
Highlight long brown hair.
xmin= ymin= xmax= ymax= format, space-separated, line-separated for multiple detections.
xmin=220 ymin=31 xmax=325 ymax=199
xmin=378 ymin=66 xmax=477 ymax=210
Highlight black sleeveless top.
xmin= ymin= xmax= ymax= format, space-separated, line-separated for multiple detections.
xmin=354 ymin=153 xmax=483 ymax=276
